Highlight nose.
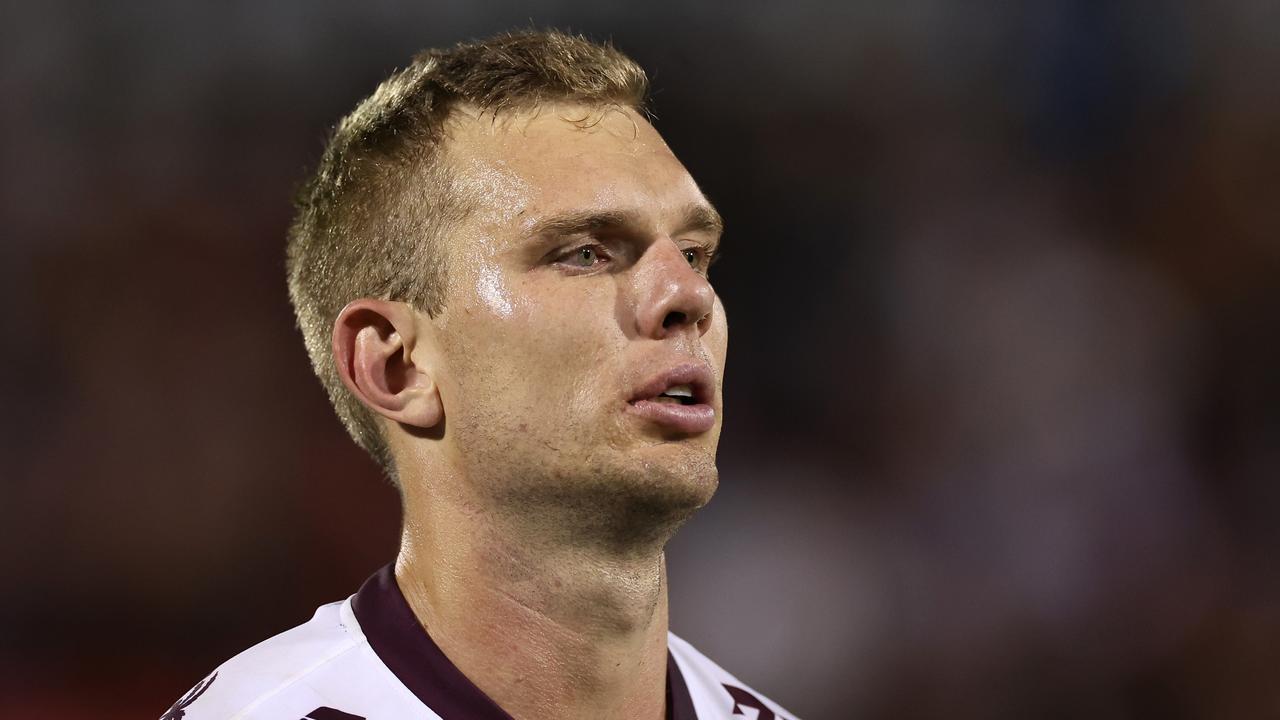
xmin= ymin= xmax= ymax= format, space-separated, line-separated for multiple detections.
xmin=634 ymin=240 xmax=716 ymax=339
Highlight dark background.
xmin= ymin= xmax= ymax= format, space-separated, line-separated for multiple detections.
xmin=2 ymin=2 xmax=1278 ymax=718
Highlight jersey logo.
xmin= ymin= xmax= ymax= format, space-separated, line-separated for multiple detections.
xmin=723 ymin=683 xmax=775 ymax=720
xmin=161 ymin=672 xmax=217 ymax=720
xmin=302 ymin=708 xmax=366 ymax=720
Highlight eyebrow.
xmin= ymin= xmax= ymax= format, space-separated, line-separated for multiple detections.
xmin=527 ymin=202 xmax=724 ymax=243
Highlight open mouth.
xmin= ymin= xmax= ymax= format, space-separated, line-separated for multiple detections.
xmin=647 ymin=384 xmax=698 ymax=406
xmin=625 ymin=366 xmax=717 ymax=434
xmin=626 ymin=364 xmax=713 ymax=409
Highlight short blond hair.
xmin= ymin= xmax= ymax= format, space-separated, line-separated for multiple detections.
xmin=285 ymin=30 xmax=649 ymax=479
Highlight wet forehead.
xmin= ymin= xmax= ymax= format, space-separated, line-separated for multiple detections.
xmin=442 ymin=104 xmax=706 ymax=235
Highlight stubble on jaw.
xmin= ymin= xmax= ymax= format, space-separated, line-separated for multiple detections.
xmin=452 ymin=413 xmax=722 ymax=558
xmin=429 ymin=326 xmax=721 ymax=556
xmin=395 ymin=406 xmax=721 ymax=639
xmin=450 ymin=449 xmax=719 ymax=641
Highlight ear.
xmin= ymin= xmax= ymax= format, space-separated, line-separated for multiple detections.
xmin=332 ymin=299 xmax=443 ymax=430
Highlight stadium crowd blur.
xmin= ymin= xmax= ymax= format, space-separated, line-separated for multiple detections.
xmin=2 ymin=2 xmax=1277 ymax=718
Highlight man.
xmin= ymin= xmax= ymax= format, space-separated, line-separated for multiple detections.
xmin=165 ymin=30 xmax=798 ymax=720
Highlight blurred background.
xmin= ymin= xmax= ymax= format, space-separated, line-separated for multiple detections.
xmin=2 ymin=2 xmax=1278 ymax=718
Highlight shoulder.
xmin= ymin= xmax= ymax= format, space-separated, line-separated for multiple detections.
xmin=668 ymin=632 xmax=802 ymax=720
xmin=160 ymin=599 xmax=419 ymax=720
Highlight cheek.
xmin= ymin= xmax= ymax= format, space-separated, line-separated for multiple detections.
xmin=475 ymin=264 xmax=515 ymax=319
xmin=524 ymin=293 xmax=627 ymax=411
xmin=443 ymin=279 xmax=625 ymax=419
xmin=708 ymin=296 xmax=729 ymax=374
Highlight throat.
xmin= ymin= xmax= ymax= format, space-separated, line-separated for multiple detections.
xmin=396 ymin=535 xmax=672 ymax=720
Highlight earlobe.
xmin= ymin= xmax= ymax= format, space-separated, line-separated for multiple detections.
xmin=332 ymin=299 xmax=443 ymax=430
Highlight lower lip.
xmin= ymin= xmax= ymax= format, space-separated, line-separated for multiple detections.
xmin=626 ymin=400 xmax=716 ymax=434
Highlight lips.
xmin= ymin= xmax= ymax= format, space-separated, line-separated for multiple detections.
xmin=626 ymin=362 xmax=717 ymax=434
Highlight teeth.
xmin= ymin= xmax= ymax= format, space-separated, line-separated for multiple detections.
xmin=662 ymin=384 xmax=694 ymax=398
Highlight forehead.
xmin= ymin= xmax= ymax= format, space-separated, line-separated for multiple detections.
xmin=440 ymin=103 xmax=707 ymax=232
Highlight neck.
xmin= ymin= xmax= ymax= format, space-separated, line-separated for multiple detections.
xmin=394 ymin=475 xmax=676 ymax=720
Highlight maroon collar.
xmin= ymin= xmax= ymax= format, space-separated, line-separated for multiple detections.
xmin=352 ymin=564 xmax=698 ymax=720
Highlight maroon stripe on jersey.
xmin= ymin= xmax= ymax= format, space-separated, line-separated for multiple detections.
xmin=352 ymin=565 xmax=513 ymax=719
xmin=667 ymin=650 xmax=698 ymax=720
xmin=352 ymin=564 xmax=698 ymax=720
xmin=305 ymin=708 xmax=365 ymax=720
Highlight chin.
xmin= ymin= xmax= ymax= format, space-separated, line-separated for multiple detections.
xmin=616 ymin=449 xmax=720 ymax=524
xmin=512 ymin=449 xmax=720 ymax=551
xmin=640 ymin=444 xmax=719 ymax=496
xmin=594 ymin=463 xmax=719 ymax=551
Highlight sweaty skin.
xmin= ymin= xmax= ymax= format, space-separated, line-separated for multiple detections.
xmin=385 ymin=104 xmax=728 ymax=720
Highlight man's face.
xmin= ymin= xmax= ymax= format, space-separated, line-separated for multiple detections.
xmin=412 ymin=104 xmax=728 ymax=526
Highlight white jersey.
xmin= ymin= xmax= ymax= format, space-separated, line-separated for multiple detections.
xmin=162 ymin=565 xmax=798 ymax=720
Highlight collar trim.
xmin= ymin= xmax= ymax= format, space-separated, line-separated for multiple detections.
xmin=351 ymin=564 xmax=697 ymax=720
